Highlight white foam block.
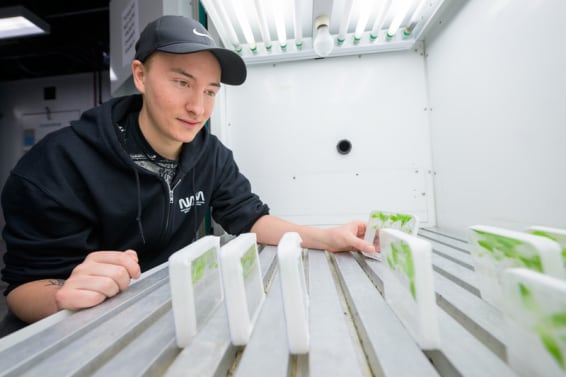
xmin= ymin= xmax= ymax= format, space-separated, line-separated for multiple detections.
xmin=169 ymin=235 xmax=222 ymax=347
xmin=220 ymin=233 xmax=265 ymax=345
xmin=381 ymin=228 xmax=440 ymax=349
xmin=278 ymin=232 xmax=309 ymax=354
xmin=502 ymin=268 xmax=566 ymax=377
xmin=363 ymin=210 xmax=420 ymax=261
xmin=468 ymin=225 xmax=564 ymax=310
xmin=527 ymin=226 xmax=566 ymax=271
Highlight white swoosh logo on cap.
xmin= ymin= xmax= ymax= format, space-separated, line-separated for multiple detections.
xmin=193 ymin=28 xmax=213 ymax=40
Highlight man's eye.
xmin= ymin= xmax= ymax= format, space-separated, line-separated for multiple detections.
xmin=174 ymin=80 xmax=189 ymax=88
xmin=206 ymin=90 xmax=217 ymax=97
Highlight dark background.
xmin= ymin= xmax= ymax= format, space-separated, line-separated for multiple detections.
xmin=0 ymin=0 xmax=111 ymax=334
xmin=0 ymin=0 xmax=110 ymax=82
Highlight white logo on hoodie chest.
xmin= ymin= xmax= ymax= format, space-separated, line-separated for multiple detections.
xmin=179 ymin=191 xmax=205 ymax=214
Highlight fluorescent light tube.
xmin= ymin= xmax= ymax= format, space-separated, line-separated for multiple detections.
xmin=354 ymin=0 xmax=375 ymax=43
xmin=387 ymin=0 xmax=413 ymax=40
xmin=232 ymin=0 xmax=257 ymax=52
xmin=201 ymin=0 xmax=242 ymax=52
xmin=337 ymin=0 xmax=354 ymax=45
xmin=293 ymin=0 xmax=303 ymax=48
xmin=272 ymin=0 xmax=288 ymax=49
xmin=370 ymin=0 xmax=392 ymax=41
xmin=404 ymin=0 xmax=427 ymax=37
xmin=254 ymin=0 xmax=273 ymax=50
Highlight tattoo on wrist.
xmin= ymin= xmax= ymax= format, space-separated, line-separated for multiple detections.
xmin=45 ymin=279 xmax=65 ymax=287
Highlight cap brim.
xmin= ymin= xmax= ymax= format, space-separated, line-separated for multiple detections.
xmin=157 ymin=43 xmax=247 ymax=86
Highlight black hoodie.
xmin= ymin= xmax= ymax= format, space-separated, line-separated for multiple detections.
xmin=1 ymin=95 xmax=269 ymax=294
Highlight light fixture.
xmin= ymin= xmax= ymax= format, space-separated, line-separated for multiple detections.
xmin=0 ymin=6 xmax=50 ymax=40
xmin=201 ymin=0 xmax=447 ymax=64
xmin=313 ymin=15 xmax=333 ymax=58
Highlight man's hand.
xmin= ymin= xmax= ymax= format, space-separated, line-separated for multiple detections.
xmin=7 ymin=249 xmax=141 ymax=323
xmin=322 ymin=221 xmax=376 ymax=254
xmin=55 ymin=249 xmax=141 ymax=310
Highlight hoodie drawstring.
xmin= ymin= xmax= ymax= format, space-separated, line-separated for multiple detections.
xmin=133 ymin=168 xmax=147 ymax=244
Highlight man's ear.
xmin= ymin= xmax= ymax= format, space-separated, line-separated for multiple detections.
xmin=131 ymin=60 xmax=146 ymax=94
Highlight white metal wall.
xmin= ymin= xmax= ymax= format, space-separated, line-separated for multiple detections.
xmin=214 ymin=49 xmax=435 ymax=227
xmin=425 ymin=0 xmax=566 ymax=236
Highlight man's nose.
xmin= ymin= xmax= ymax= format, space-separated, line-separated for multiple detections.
xmin=185 ymin=91 xmax=205 ymax=116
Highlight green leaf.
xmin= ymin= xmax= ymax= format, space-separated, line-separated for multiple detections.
xmin=530 ymin=230 xmax=558 ymax=242
xmin=391 ymin=242 xmax=400 ymax=265
xmin=401 ymin=242 xmax=415 ymax=279
xmin=478 ymin=239 xmax=494 ymax=253
xmin=410 ymin=281 xmax=416 ymax=300
xmin=240 ymin=246 xmax=257 ymax=279
xmin=388 ymin=241 xmax=417 ymax=302
xmin=398 ymin=214 xmax=413 ymax=226
xmin=518 ymin=282 xmax=540 ymax=313
xmin=474 ymin=230 xmax=543 ymax=271
xmin=546 ymin=312 xmax=566 ymax=328
xmin=540 ymin=331 xmax=566 ymax=370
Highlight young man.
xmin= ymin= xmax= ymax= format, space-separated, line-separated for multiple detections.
xmin=1 ymin=15 xmax=375 ymax=324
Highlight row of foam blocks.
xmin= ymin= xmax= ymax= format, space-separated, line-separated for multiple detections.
xmin=168 ymin=209 xmax=566 ymax=377
xmin=364 ymin=210 xmax=566 ymax=377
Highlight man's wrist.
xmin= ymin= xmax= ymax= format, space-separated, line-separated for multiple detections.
xmin=45 ymin=279 xmax=65 ymax=287
xmin=45 ymin=279 xmax=65 ymax=310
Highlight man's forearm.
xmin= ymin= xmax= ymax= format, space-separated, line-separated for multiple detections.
xmin=6 ymin=279 xmax=64 ymax=323
xmin=251 ymin=215 xmax=374 ymax=254
xmin=251 ymin=215 xmax=328 ymax=250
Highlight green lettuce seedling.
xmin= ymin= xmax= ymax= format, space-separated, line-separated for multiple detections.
xmin=517 ymin=282 xmax=566 ymax=370
xmin=473 ymin=229 xmax=543 ymax=271
xmin=387 ymin=240 xmax=416 ymax=300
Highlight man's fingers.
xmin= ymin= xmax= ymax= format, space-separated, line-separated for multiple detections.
xmin=350 ymin=221 xmax=375 ymax=253
xmin=124 ymin=249 xmax=139 ymax=263
xmin=72 ymin=262 xmax=133 ymax=292
xmin=350 ymin=235 xmax=376 ymax=254
xmin=83 ymin=251 xmax=141 ymax=279
xmin=56 ymin=289 xmax=106 ymax=311
xmin=123 ymin=250 xmax=141 ymax=278
xmin=56 ymin=275 xmax=122 ymax=310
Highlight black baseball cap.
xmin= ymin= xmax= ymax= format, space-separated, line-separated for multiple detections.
xmin=135 ymin=15 xmax=247 ymax=85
